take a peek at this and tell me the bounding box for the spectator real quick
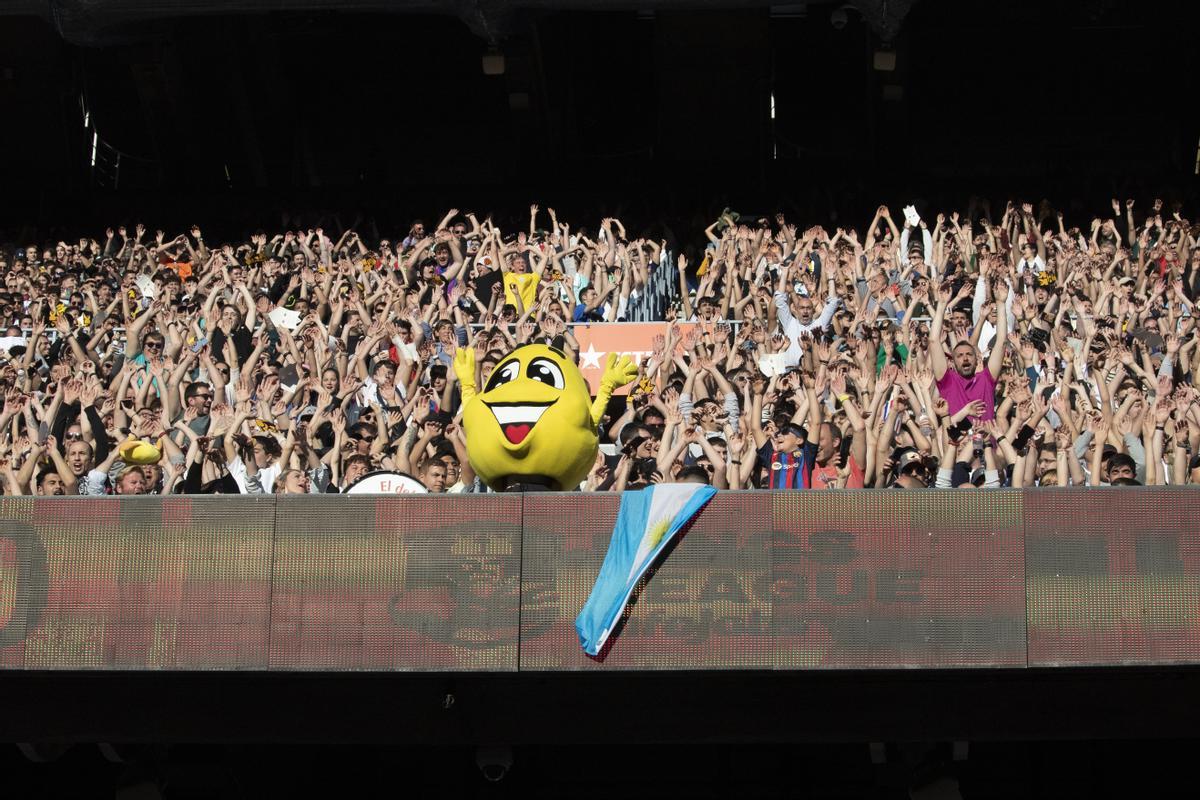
[0,196,1195,494]
[930,278,1008,421]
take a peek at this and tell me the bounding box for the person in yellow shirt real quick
[503,251,542,312]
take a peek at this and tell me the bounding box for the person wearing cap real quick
[891,448,931,490]
[749,373,822,490]
[760,422,816,489]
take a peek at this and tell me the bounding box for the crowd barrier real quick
[1,489,1198,672]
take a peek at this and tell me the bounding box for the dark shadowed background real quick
[2,0,1198,243]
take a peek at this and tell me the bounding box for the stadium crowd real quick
[2,197,1199,495]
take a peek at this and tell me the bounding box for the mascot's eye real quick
[485,360,521,392]
[526,357,565,390]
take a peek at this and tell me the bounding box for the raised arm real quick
[929,283,954,381]
[677,254,693,320]
[988,280,1009,380]
[589,354,638,428]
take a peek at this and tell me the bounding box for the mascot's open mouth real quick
[485,401,554,444]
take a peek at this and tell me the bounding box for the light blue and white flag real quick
[575,483,717,656]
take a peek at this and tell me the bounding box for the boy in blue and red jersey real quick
[749,369,823,489]
[757,422,819,489]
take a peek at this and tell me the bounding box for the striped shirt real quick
[758,442,818,489]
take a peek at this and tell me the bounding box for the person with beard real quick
[809,390,867,490]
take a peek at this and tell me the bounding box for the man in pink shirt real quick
[930,280,1008,421]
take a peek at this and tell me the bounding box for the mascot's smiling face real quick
[463,343,598,491]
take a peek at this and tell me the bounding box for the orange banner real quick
[571,322,700,395]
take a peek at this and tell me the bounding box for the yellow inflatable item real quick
[118,438,162,466]
[454,344,637,491]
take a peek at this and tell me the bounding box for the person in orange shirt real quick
[809,387,868,490]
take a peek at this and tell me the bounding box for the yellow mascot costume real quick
[453,344,638,491]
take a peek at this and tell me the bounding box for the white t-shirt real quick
[359,375,408,408]
[227,456,281,494]
[1017,256,1046,275]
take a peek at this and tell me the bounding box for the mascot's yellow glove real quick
[454,347,477,406]
[590,352,639,426]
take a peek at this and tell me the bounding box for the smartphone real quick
[191,336,208,353]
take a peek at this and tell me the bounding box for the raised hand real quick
[79,379,102,408]
[209,403,234,435]
[62,379,83,406]
[3,389,24,416]
[959,399,987,420]
[1153,397,1173,426]
[599,353,639,392]
[1051,390,1071,418]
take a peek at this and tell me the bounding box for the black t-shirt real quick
[210,324,252,365]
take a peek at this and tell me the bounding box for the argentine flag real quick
[575,483,717,656]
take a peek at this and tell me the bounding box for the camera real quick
[476,745,513,782]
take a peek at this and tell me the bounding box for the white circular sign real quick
[344,470,428,494]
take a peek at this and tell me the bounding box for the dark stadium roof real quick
[9,0,914,45]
